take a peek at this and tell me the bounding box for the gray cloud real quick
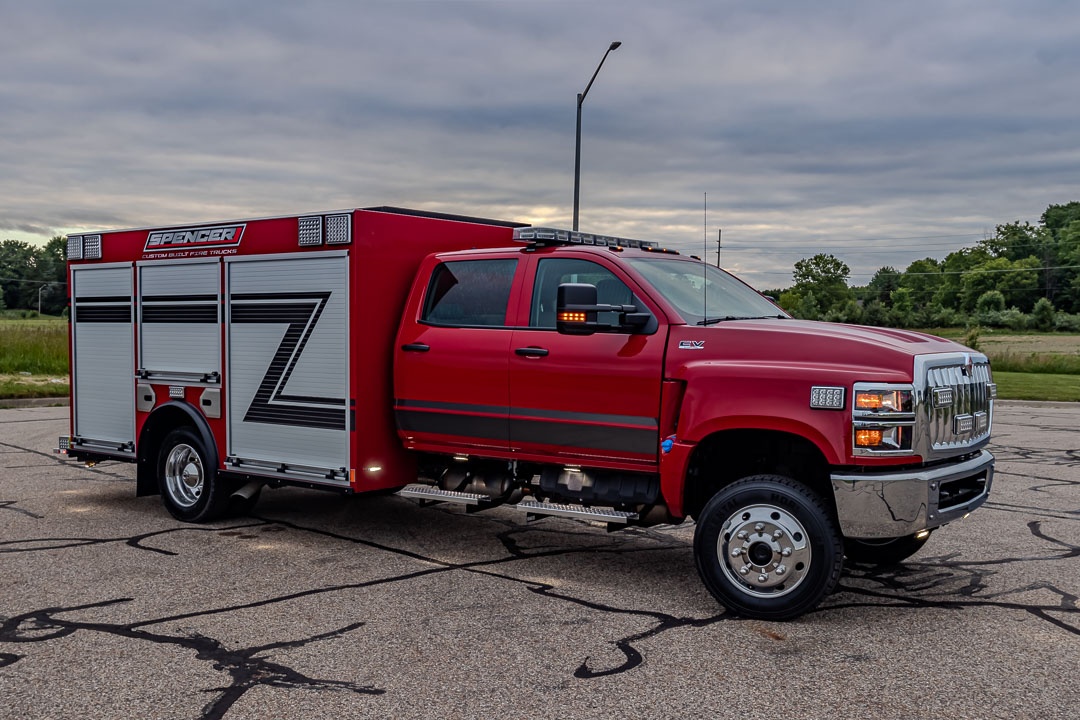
[1,0,1078,288]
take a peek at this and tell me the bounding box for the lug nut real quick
[754,522,765,532]
[776,565,786,575]
[758,574,768,583]
[739,565,750,576]
[782,548,792,557]
[737,531,748,540]
[730,547,742,557]
[773,529,784,539]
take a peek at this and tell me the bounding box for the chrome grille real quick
[918,355,993,456]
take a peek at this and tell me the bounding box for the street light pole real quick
[573,41,621,231]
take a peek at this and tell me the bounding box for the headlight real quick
[854,426,909,451]
[852,383,915,456]
[854,389,912,413]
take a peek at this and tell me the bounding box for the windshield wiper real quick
[696,314,787,326]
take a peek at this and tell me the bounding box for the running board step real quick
[515,500,638,526]
[397,483,490,509]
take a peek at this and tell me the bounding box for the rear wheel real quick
[844,533,930,565]
[694,475,842,620]
[157,427,228,522]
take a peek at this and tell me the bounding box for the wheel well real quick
[682,429,833,520]
[136,402,212,497]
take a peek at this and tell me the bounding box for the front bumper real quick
[830,449,994,539]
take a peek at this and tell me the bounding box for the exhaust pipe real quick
[231,480,263,501]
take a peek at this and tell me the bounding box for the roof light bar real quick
[514,226,658,249]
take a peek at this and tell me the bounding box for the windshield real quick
[625,256,788,325]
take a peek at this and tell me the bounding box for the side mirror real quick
[556,283,645,335]
[556,283,600,335]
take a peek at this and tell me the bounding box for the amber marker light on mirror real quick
[558,311,587,323]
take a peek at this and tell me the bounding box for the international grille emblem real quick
[961,353,973,377]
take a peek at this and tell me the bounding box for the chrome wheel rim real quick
[164,443,203,508]
[718,504,812,598]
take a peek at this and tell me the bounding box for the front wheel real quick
[157,427,228,522]
[693,475,842,620]
[844,533,930,565]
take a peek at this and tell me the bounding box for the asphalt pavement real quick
[1,401,1077,720]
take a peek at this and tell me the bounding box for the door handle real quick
[515,347,549,357]
[401,343,430,352]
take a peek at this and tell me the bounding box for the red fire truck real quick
[59,206,996,619]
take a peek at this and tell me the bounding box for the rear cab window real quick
[421,258,518,327]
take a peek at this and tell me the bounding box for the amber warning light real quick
[558,311,588,323]
[855,429,884,447]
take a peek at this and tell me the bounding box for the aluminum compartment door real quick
[226,254,349,476]
[138,260,220,380]
[71,265,135,448]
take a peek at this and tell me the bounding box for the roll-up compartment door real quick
[71,264,135,451]
[226,253,349,483]
[138,260,221,381]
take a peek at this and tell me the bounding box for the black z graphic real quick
[230,292,346,430]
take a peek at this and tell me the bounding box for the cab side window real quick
[529,258,645,329]
[422,259,517,327]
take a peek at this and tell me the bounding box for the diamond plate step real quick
[397,483,490,507]
[514,500,638,525]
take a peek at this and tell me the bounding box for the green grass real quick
[0,321,68,374]
[0,376,69,399]
[988,350,1080,374]
[992,371,1080,402]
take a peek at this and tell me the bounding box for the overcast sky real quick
[2,0,1078,287]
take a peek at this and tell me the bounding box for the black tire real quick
[844,533,930,565]
[693,475,843,621]
[157,427,229,522]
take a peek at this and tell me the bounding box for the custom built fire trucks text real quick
[60,206,996,619]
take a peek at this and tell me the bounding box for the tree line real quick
[764,201,1080,331]
[0,236,67,316]
[4,200,1080,329]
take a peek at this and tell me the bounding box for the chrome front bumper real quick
[830,450,994,539]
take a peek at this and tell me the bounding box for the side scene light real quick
[810,386,845,410]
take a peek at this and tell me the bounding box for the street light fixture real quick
[573,40,621,231]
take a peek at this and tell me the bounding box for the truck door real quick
[70,264,135,457]
[509,256,664,470]
[394,256,521,453]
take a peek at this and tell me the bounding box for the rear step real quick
[397,483,490,511]
[515,500,638,529]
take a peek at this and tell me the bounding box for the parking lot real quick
[1,401,1078,720]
